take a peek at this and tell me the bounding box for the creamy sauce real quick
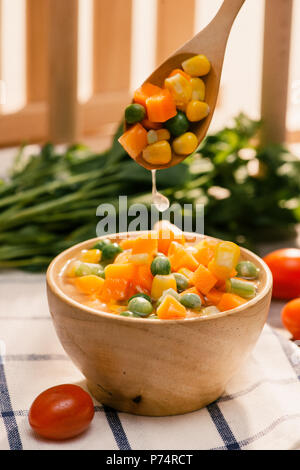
[59,244,262,320]
[151,170,170,212]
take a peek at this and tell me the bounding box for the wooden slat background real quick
[0,0,3,113]
[261,0,293,144]
[0,0,298,147]
[48,0,79,142]
[26,0,49,103]
[93,0,132,93]
[156,0,196,65]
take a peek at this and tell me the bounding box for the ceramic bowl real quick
[46,231,272,416]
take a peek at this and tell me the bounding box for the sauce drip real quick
[151,170,170,212]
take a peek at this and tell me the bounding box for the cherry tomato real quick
[281,298,300,340]
[263,249,300,299]
[29,384,94,440]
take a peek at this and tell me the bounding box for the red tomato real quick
[29,384,94,440]
[263,249,300,299]
[281,298,300,340]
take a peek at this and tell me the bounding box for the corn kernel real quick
[208,242,240,280]
[142,140,172,166]
[186,100,210,122]
[151,274,177,300]
[182,55,211,77]
[156,129,171,141]
[147,130,158,145]
[164,73,192,107]
[131,253,152,265]
[80,249,102,264]
[66,260,81,277]
[172,132,198,156]
[191,78,205,101]
[147,129,171,145]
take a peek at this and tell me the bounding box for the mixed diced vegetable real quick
[63,223,260,320]
[118,55,212,166]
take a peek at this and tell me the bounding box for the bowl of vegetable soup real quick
[46,226,272,416]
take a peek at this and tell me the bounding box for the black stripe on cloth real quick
[207,403,241,450]
[1,405,104,418]
[0,356,22,450]
[218,377,299,402]
[103,406,131,450]
[4,354,67,362]
[211,413,300,450]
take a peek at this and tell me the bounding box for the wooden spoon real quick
[127,0,246,171]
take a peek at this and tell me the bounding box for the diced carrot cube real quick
[168,242,199,272]
[217,293,247,312]
[132,233,158,256]
[105,263,136,281]
[134,264,153,293]
[119,239,136,250]
[206,288,223,305]
[157,295,187,319]
[146,89,177,123]
[114,250,132,264]
[194,239,219,267]
[134,83,163,108]
[168,68,192,82]
[192,264,218,295]
[99,278,129,302]
[215,279,227,291]
[208,260,237,281]
[126,281,138,299]
[155,220,185,255]
[75,275,105,295]
[118,123,148,160]
[141,118,163,130]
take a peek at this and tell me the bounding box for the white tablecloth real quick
[0,270,300,450]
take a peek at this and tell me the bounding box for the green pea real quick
[202,306,220,315]
[125,104,146,124]
[75,262,105,278]
[93,239,111,251]
[128,297,153,317]
[174,273,189,292]
[165,111,189,137]
[129,293,152,303]
[157,288,180,306]
[102,242,122,261]
[180,293,202,309]
[226,278,256,299]
[120,311,140,318]
[236,261,259,280]
[151,256,171,276]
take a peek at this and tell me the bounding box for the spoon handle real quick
[188,0,246,57]
[205,0,246,36]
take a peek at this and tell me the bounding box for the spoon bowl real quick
[126,0,246,170]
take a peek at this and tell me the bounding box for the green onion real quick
[226,278,256,299]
